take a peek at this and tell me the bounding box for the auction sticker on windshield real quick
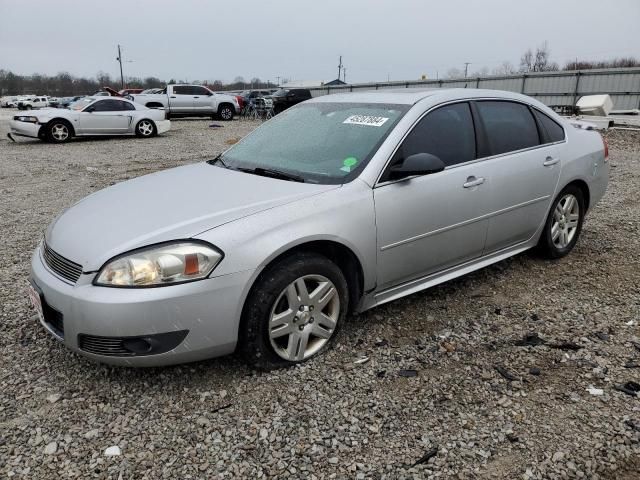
[343,115,389,127]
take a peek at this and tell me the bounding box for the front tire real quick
[239,252,348,369]
[135,119,156,138]
[538,185,585,259]
[46,120,72,143]
[218,104,234,121]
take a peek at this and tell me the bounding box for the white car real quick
[9,96,170,143]
[1,96,18,108]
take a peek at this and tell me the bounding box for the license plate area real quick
[27,282,44,323]
[28,281,64,340]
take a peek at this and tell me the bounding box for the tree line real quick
[446,42,640,79]
[0,70,277,96]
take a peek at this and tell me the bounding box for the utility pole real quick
[116,45,124,89]
[343,66,347,83]
[337,55,343,81]
[275,76,281,86]
[464,62,471,78]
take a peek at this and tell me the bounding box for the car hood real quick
[46,163,337,271]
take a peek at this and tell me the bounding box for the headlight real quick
[16,116,38,123]
[94,241,223,287]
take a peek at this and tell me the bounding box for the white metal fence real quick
[308,68,640,110]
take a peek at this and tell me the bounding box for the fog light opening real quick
[122,337,153,354]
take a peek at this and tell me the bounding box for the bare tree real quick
[520,42,559,72]
[520,48,534,72]
[492,61,516,76]
[446,67,463,79]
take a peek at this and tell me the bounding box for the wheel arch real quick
[242,239,366,317]
[46,117,75,136]
[218,102,235,113]
[561,178,591,211]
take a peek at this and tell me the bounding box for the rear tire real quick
[135,119,156,138]
[239,252,348,369]
[537,185,585,259]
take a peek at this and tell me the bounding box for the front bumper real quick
[9,119,41,139]
[30,247,254,366]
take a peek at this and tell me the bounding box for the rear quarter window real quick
[476,101,540,155]
[533,109,565,143]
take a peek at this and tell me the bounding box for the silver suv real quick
[29,88,608,368]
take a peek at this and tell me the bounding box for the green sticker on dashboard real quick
[340,156,358,172]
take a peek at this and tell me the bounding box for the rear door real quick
[473,100,563,254]
[374,102,491,290]
[191,85,214,113]
[78,99,131,134]
[168,86,194,113]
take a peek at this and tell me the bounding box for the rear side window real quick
[533,109,565,143]
[396,102,476,167]
[91,100,121,112]
[118,100,135,111]
[173,86,190,95]
[190,86,210,96]
[476,101,539,155]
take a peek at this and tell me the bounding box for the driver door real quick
[79,99,131,134]
[373,102,491,290]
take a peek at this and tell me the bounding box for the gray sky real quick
[1,0,639,84]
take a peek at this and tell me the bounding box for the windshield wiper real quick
[207,154,228,168]
[236,167,305,183]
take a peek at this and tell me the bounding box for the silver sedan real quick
[9,96,170,143]
[29,88,608,367]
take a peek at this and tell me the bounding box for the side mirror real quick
[85,106,95,113]
[388,153,445,180]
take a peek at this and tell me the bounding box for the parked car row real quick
[238,88,312,114]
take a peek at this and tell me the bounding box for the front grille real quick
[42,243,83,284]
[78,335,134,357]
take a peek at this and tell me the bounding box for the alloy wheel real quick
[220,107,233,120]
[551,193,580,249]
[138,120,153,136]
[268,274,340,361]
[51,124,69,141]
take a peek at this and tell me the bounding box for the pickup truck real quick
[129,85,239,120]
[17,96,49,110]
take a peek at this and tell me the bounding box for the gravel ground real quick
[0,111,639,479]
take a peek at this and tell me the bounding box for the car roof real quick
[308,88,537,106]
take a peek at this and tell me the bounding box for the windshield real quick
[272,89,288,97]
[69,97,94,111]
[217,102,409,184]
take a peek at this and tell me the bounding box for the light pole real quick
[116,45,124,89]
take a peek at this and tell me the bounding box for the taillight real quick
[601,134,609,162]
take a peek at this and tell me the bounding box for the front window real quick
[69,97,95,111]
[216,102,408,184]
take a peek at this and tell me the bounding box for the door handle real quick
[193,96,199,98]
[170,96,176,98]
[543,156,559,166]
[463,176,485,188]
